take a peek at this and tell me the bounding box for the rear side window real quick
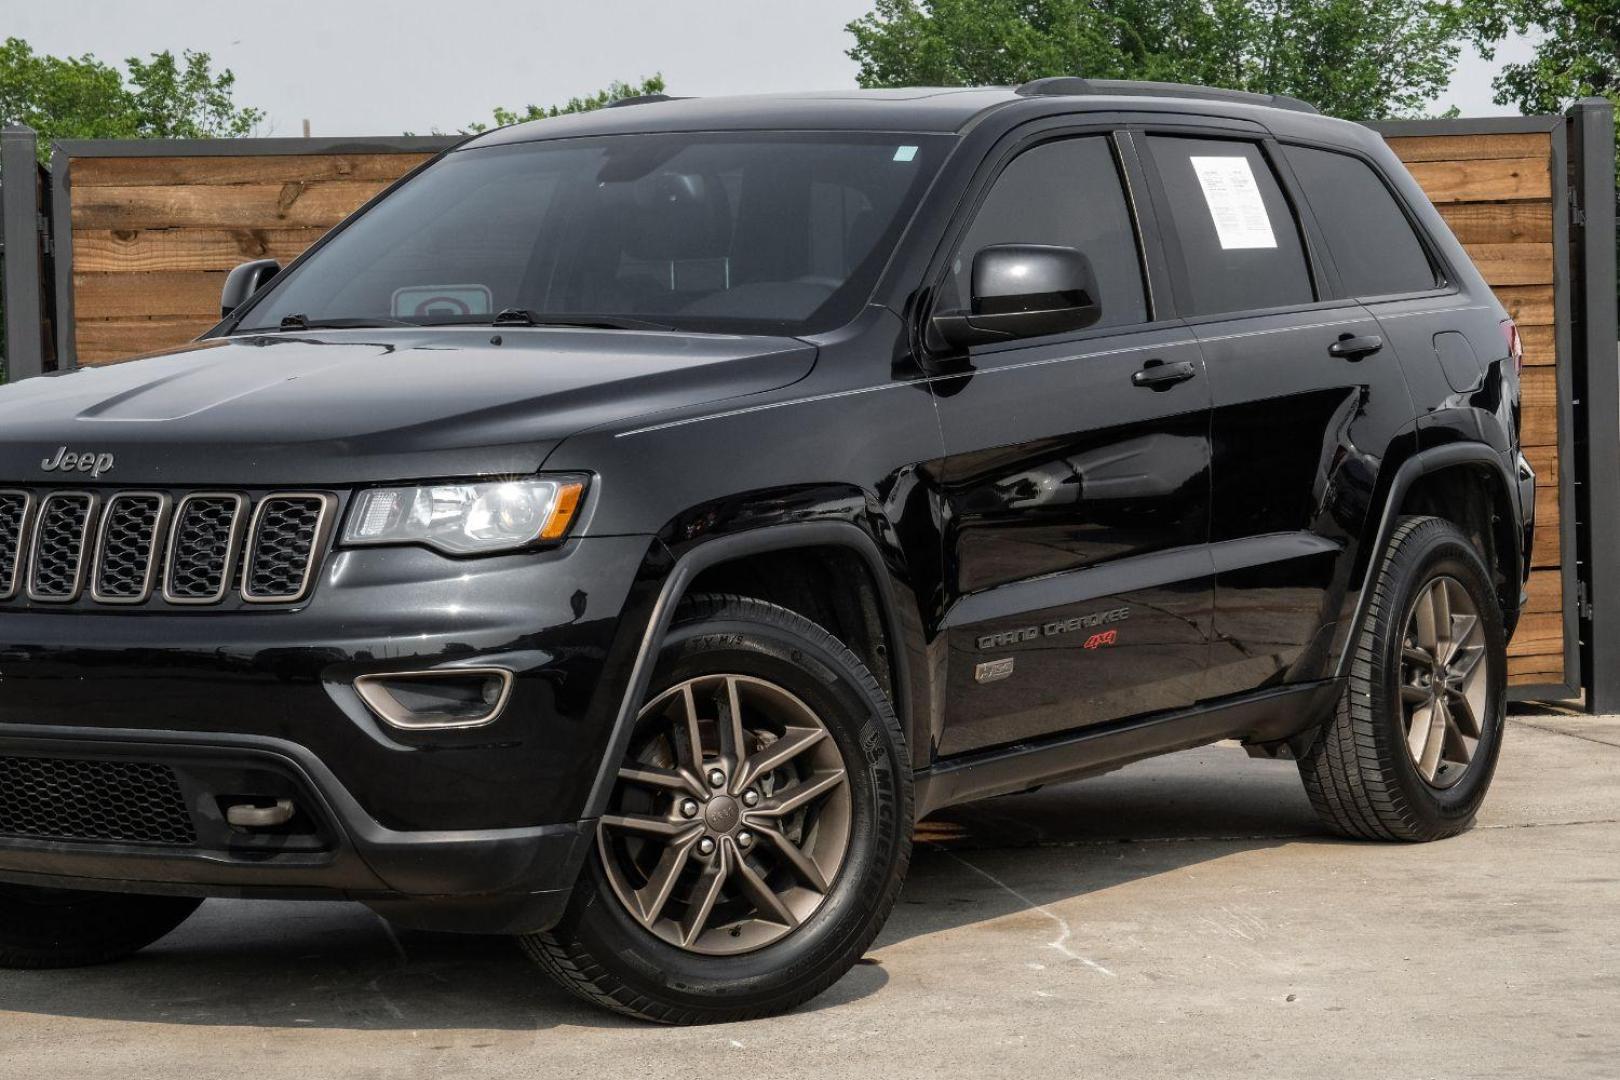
[1145,136,1313,317]
[1283,145,1440,297]
[939,136,1147,329]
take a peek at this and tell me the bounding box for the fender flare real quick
[581,520,915,818]
[1337,441,1521,679]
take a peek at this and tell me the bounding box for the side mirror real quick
[220,259,281,318]
[930,244,1102,350]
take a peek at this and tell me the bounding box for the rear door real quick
[930,128,1214,756]
[1136,128,1417,700]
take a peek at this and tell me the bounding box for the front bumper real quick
[0,534,661,932]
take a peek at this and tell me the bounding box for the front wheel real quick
[1299,515,1508,841]
[523,594,912,1024]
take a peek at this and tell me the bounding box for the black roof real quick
[466,83,1360,150]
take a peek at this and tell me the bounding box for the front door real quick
[930,131,1214,757]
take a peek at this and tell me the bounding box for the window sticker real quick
[1188,156,1277,250]
[391,284,493,319]
[893,145,918,162]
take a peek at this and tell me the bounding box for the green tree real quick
[0,38,261,147]
[469,74,667,133]
[845,0,1462,120]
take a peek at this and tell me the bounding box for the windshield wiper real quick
[239,314,422,333]
[489,309,673,332]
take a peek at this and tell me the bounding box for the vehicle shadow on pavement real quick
[0,745,1332,1032]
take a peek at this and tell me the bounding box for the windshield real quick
[234,132,950,337]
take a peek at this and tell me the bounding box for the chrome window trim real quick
[26,491,98,603]
[162,492,247,606]
[0,490,35,601]
[89,491,173,605]
[240,492,335,604]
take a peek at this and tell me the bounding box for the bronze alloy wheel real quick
[597,673,853,955]
[1398,574,1489,789]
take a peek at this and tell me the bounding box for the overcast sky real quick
[9,0,1540,136]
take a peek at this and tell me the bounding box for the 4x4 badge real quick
[40,446,115,478]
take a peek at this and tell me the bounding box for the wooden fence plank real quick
[1464,242,1556,286]
[1532,526,1558,568]
[1525,444,1558,488]
[1524,569,1563,614]
[1521,366,1558,407]
[1437,202,1555,245]
[1403,157,1551,203]
[1519,405,1557,447]
[77,317,217,364]
[1493,285,1556,326]
[69,181,392,229]
[1509,656,1564,683]
[72,154,432,188]
[1535,483,1559,529]
[74,271,224,320]
[1519,323,1556,365]
[73,227,327,273]
[1386,132,1551,162]
[1508,610,1564,655]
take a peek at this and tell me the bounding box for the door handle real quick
[1131,359,1198,390]
[1328,333,1383,360]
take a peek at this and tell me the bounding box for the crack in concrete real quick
[1511,718,1620,751]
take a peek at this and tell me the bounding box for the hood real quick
[0,329,815,485]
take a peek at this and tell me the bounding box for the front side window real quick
[1283,144,1440,298]
[938,136,1148,329]
[235,133,949,337]
[1146,136,1314,317]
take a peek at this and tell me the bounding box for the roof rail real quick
[1013,77,1319,115]
[606,94,682,109]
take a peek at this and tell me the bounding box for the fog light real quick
[354,667,513,730]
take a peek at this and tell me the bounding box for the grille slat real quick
[244,495,328,602]
[28,492,95,601]
[164,494,245,603]
[0,491,30,599]
[92,493,166,603]
[0,755,196,846]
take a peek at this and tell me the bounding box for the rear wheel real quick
[523,594,911,1024]
[0,885,203,969]
[1299,516,1508,841]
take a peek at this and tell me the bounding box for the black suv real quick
[0,81,1531,1024]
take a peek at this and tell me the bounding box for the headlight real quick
[342,478,586,555]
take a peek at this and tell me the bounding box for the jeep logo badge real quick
[40,446,115,479]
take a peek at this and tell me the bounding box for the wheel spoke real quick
[731,848,799,929]
[601,812,697,839]
[1442,709,1476,767]
[753,768,847,817]
[617,764,705,798]
[1447,682,1483,739]
[679,846,731,947]
[1430,581,1454,662]
[1414,583,1441,653]
[716,676,749,769]
[1400,683,1430,704]
[1402,644,1432,667]
[676,682,705,769]
[1449,643,1486,690]
[632,833,697,927]
[735,726,828,791]
[750,821,830,892]
[1406,700,1435,762]
[1417,697,1448,781]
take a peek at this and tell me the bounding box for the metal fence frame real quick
[1,124,52,380]
[46,134,458,370]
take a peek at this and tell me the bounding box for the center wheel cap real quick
[704,794,741,833]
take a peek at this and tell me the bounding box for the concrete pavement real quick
[2,708,1616,1079]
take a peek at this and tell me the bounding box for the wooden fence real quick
[1380,124,1565,690]
[49,137,453,365]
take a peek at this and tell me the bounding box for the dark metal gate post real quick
[1570,97,1620,711]
[1,124,52,381]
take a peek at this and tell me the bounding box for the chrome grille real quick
[0,491,29,599]
[28,492,95,601]
[244,495,329,602]
[164,494,245,603]
[92,493,167,603]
